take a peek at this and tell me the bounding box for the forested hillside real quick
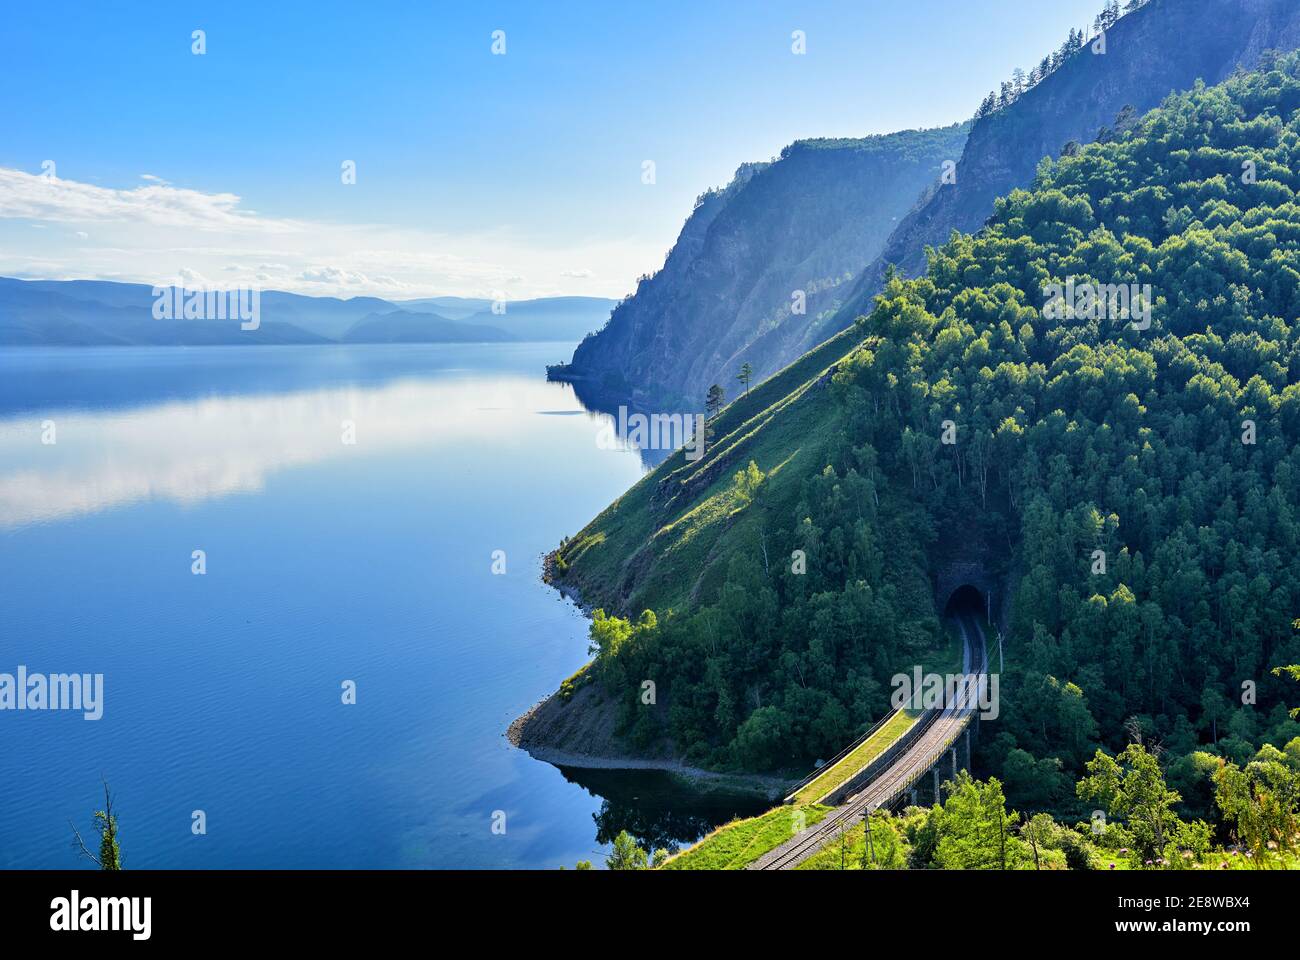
[815,0,1300,353]
[540,54,1300,811]
[559,0,1300,416]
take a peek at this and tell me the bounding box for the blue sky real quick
[0,0,1105,299]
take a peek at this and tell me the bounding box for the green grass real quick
[795,820,888,871]
[659,804,832,870]
[797,821,864,870]
[554,326,863,615]
[790,710,918,805]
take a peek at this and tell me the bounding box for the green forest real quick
[621,737,1300,871]
[554,51,1300,841]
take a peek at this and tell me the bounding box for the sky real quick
[0,0,1105,301]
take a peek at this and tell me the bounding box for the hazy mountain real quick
[395,295,616,341]
[0,278,332,345]
[340,309,515,343]
[392,296,493,320]
[0,278,615,346]
[551,125,970,409]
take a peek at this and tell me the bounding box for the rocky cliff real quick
[554,125,969,409]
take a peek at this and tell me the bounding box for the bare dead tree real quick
[70,777,121,870]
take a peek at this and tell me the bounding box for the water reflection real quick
[564,377,696,470]
[0,343,569,416]
[558,766,771,854]
[0,376,574,527]
[0,344,692,527]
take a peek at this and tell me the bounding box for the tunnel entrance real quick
[943,584,986,619]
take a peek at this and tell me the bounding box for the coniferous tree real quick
[737,362,754,397]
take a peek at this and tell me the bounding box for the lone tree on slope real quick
[737,362,754,397]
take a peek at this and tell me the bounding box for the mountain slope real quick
[560,0,1300,415]
[553,124,970,409]
[812,0,1300,351]
[526,55,1300,781]
[0,279,332,345]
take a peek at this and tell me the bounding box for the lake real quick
[0,343,765,868]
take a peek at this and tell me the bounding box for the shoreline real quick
[510,562,796,799]
[506,694,793,798]
[541,548,594,615]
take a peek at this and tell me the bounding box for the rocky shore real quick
[508,557,793,800]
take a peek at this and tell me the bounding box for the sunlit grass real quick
[791,711,918,805]
[659,804,832,870]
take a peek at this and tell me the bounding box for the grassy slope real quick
[660,804,832,870]
[552,325,961,787]
[790,710,918,805]
[557,325,862,616]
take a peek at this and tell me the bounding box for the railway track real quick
[750,615,988,870]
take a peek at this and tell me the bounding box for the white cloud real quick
[0,167,294,232]
[0,166,661,300]
[298,266,372,286]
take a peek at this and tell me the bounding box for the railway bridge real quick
[750,589,993,870]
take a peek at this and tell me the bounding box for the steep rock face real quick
[563,0,1300,408]
[814,0,1300,348]
[558,126,969,408]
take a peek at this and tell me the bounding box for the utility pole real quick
[863,809,877,869]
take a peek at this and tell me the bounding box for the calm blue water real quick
[0,343,763,868]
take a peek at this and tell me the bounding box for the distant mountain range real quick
[340,309,514,344]
[0,277,616,346]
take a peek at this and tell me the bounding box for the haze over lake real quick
[0,343,762,868]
